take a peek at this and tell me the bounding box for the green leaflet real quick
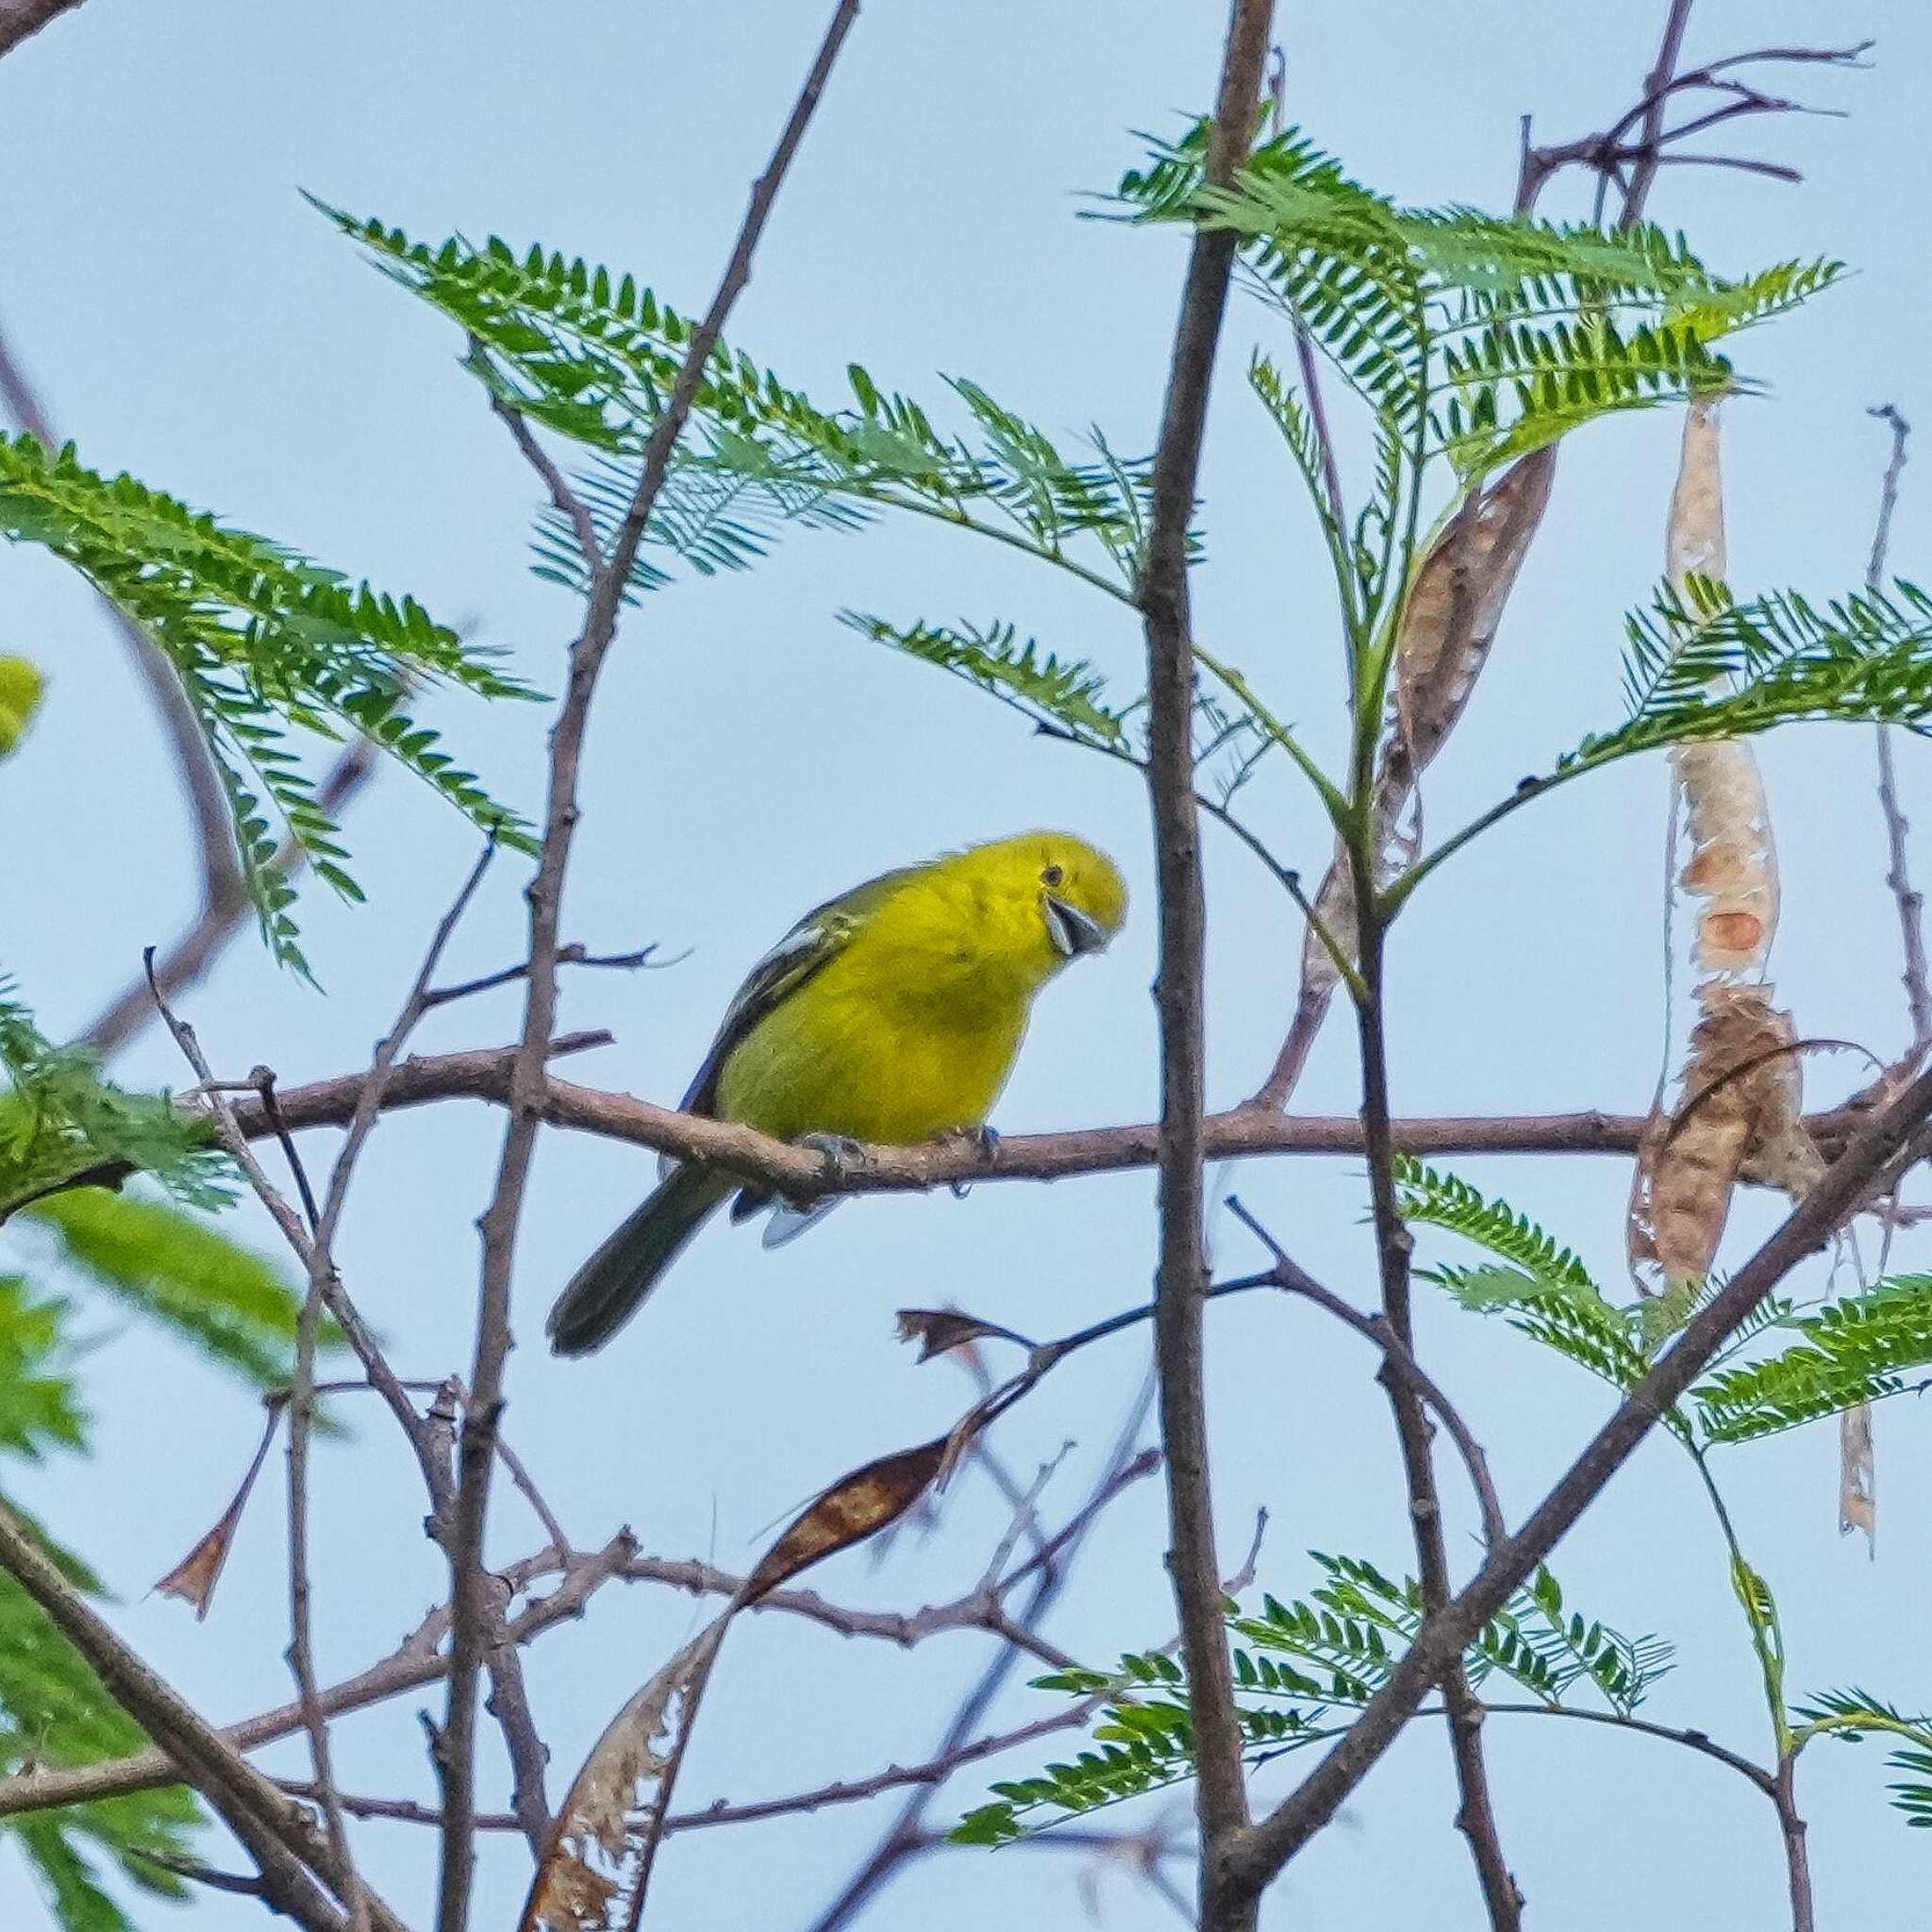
[0,433,537,976]
[1114,120,1839,479]
[0,986,325,1927]
[837,613,1129,748]
[1692,1276,1932,1442]
[955,1554,1669,1845]
[1393,1158,1683,1430]
[1588,576,1932,762]
[0,985,226,1220]
[25,1191,313,1390]
[319,203,1166,597]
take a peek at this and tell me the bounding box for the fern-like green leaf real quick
[1572,577,1932,773]
[0,1310,203,1931]
[1114,123,1838,480]
[1693,1277,1932,1443]
[958,1552,1668,1842]
[0,985,226,1219]
[839,612,1129,747]
[24,1191,315,1389]
[0,435,537,973]
[320,206,1166,594]
[1393,1159,1681,1428]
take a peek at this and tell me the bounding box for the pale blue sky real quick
[5,2,1932,1926]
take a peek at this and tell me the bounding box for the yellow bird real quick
[546,830,1127,1356]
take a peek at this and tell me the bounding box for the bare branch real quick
[0,0,88,57]
[805,1379,1157,1932]
[1864,408,1930,1058]
[79,740,382,1058]
[479,350,604,574]
[1135,9,1274,1923]
[0,1498,408,1932]
[1224,1199,1506,1549]
[440,11,861,1924]
[206,1042,1916,1191]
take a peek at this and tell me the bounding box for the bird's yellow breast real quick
[713,862,1052,1145]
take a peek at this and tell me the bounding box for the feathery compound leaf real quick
[1575,577,1932,768]
[839,613,1129,746]
[1393,1158,1683,1428]
[958,1553,1668,1843]
[320,207,1165,591]
[530,445,872,603]
[1114,122,1837,479]
[1787,1690,1932,1832]
[0,434,535,973]
[1692,1277,1932,1444]
[25,1191,314,1389]
[0,1546,204,1929]
[0,983,226,1218]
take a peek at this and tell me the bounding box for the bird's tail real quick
[546,1166,734,1357]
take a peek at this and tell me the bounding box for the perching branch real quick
[198,1044,1912,1196]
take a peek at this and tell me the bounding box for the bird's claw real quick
[796,1131,867,1184]
[941,1123,1000,1198]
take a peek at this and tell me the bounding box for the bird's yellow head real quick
[953,830,1128,979]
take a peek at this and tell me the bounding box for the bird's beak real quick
[1044,893,1109,958]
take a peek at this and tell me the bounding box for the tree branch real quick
[0,1498,408,1932]
[1224,1199,1506,1548]
[203,1043,1907,1191]
[0,315,243,935]
[78,738,382,1058]
[0,0,87,58]
[438,13,860,1924]
[1136,5,1274,1925]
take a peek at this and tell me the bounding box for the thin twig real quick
[0,315,242,921]
[1265,45,1348,564]
[805,1379,1158,1932]
[0,1459,1155,1827]
[1864,408,1930,1057]
[1224,1199,1507,1548]
[80,739,384,1057]
[284,839,504,1922]
[419,941,669,1010]
[439,13,861,1925]
[479,360,605,574]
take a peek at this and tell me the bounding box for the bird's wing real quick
[674,861,926,1124]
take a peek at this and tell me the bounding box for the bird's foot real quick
[938,1123,1000,1198]
[795,1131,868,1187]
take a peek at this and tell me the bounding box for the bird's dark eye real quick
[1041,863,1065,889]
